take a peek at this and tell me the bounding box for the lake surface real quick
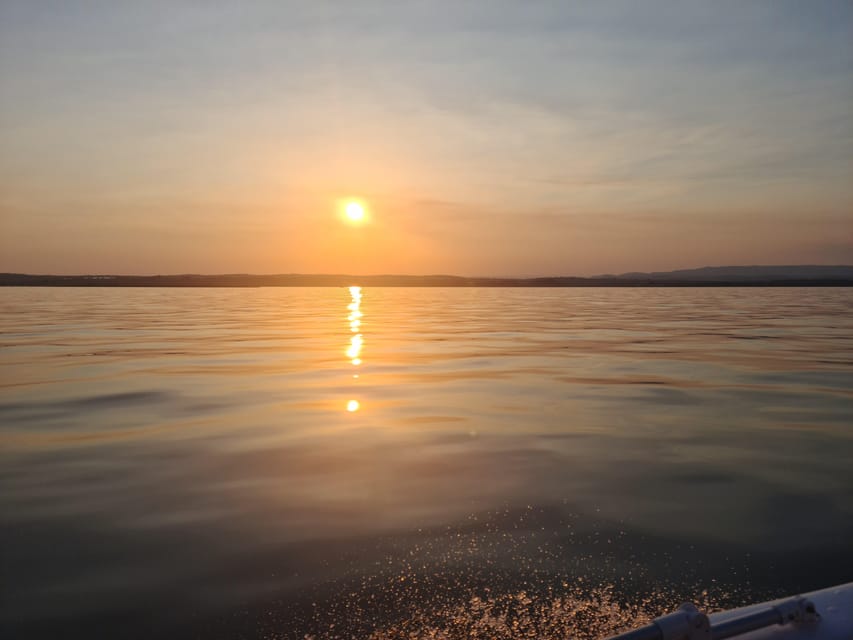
[1,287,852,639]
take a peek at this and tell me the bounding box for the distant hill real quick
[601,265,853,281]
[2,266,852,287]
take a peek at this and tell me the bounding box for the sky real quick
[1,1,851,277]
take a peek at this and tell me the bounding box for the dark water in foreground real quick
[1,287,852,639]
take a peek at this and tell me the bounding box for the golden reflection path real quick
[346,286,362,411]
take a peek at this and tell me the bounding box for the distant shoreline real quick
[2,273,852,287]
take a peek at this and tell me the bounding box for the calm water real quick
[1,287,852,639]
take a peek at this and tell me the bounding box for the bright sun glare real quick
[344,201,366,223]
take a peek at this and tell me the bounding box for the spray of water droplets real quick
[242,507,751,640]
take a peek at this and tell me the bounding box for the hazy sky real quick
[1,1,851,276]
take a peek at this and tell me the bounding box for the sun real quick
[345,201,365,222]
[340,199,370,225]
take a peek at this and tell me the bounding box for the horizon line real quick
[3,263,853,280]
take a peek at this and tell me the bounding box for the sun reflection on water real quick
[346,334,363,362]
[346,286,363,411]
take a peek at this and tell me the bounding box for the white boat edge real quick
[705,581,853,639]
